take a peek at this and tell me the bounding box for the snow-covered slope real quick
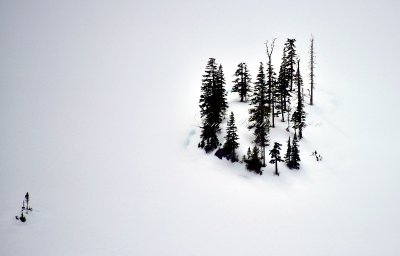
[1,1,400,255]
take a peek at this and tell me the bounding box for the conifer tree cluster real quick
[285,134,300,169]
[198,36,316,176]
[243,146,263,174]
[198,58,228,153]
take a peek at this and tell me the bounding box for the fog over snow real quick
[1,0,400,255]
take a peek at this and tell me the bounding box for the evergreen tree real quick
[309,35,315,105]
[284,39,297,92]
[269,142,283,176]
[291,59,306,139]
[248,62,270,166]
[289,134,300,169]
[215,64,229,120]
[277,48,291,122]
[199,58,228,152]
[232,63,252,102]
[284,136,291,167]
[266,39,277,128]
[245,146,263,174]
[222,112,240,162]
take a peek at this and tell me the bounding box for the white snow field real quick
[1,0,400,255]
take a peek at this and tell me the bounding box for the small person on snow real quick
[15,192,32,222]
[15,212,26,222]
[25,192,32,211]
[311,150,323,161]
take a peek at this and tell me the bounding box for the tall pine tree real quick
[232,62,252,102]
[284,39,297,92]
[215,64,228,123]
[199,58,228,152]
[248,62,270,166]
[277,48,291,123]
[284,136,291,166]
[222,112,240,162]
[289,134,300,169]
[291,59,306,139]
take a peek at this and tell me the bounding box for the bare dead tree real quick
[286,102,291,132]
[309,35,315,105]
[265,38,276,127]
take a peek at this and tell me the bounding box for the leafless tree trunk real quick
[266,39,276,127]
[274,161,279,176]
[309,35,315,105]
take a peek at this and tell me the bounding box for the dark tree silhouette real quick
[199,58,228,152]
[284,136,291,167]
[232,63,252,102]
[309,35,315,105]
[269,142,283,176]
[284,39,297,92]
[289,134,300,169]
[245,146,263,174]
[222,112,240,162]
[248,62,270,166]
[277,48,291,123]
[291,59,306,139]
[215,64,229,118]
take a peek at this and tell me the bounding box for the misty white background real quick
[1,0,400,255]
